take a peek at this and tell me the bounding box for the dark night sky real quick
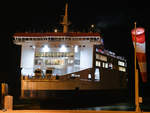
[0,0,150,97]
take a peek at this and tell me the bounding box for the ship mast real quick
[61,2,70,33]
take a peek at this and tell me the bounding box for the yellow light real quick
[54,29,58,33]
[91,24,94,28]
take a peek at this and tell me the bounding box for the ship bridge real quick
[13,32,103,76]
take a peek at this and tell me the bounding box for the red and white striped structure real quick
[131,27,147,83]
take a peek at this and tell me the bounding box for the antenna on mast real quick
[61,1,70,33]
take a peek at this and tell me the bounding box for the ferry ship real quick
[13,2,128,100]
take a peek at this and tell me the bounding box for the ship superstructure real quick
[14,32,102,77]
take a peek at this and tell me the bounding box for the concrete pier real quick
[0,110,150,113]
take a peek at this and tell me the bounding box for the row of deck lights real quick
[40,44,79,53]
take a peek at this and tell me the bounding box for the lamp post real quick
[134,22,141,112]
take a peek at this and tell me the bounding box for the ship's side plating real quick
[21,69,127,99]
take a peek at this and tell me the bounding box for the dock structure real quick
[0,110,149,113]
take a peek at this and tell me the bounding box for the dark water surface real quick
[12,96,150,111]
[13,95,132,110]
[6,89,150,111]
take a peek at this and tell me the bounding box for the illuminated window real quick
[118,61,125,66]
[96,61,101,67]
[96,54,99,59]
[74,45,79,53]
[105,63,108,68]
[102,62,105,68]
[35,52,74,57]
[68,60,73,64]
[119,67,126,72]
[109,63,113,69]
[96,61,99,67]
[95,68,100,81]
[98,61,101,67]
[35,59,43,65]
[99,55,107,61]
[45,59,65,65]
[88,74,92,80]
[96,54,107,62]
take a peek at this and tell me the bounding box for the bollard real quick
[4,95,13,110]
[1,83,8,108]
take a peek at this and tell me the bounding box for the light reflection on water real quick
[75,103,135,111]
[84,103,150,111]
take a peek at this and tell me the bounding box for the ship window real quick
[88,74,92,80]
[95,68,100,81]
[35,52,74,57]
[105,63,108,68]
[102,62,105,68]
[96,54,99,59]
[118,61,125,66]
[99,55,107,61]
[68,59,73,64]
[35,59,43,65]
[45,59,65,65]
[99,61,101,67]
[109,63,113,69]
[96,54,107,62]
[96,61,101,67]
[119,67,126,72]
[96,61,99,67]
